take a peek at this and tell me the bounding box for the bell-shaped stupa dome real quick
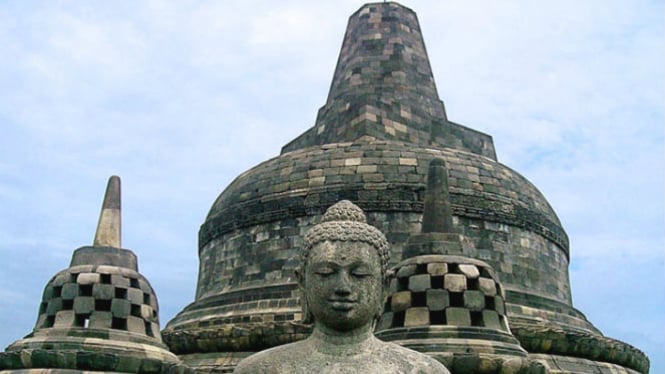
[0,176,189,373]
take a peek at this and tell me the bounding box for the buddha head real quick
[296,200,390,332]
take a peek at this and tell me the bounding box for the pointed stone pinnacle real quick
[93,175,121,248]
[421,158,454,234]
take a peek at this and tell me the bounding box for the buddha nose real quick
[334,272,352,296]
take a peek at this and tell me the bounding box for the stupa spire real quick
[421,158,454,233]
[93,175,121,248]
[282,2,496,160]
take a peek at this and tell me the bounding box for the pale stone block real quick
[404,307,429,327]
[479,278,497,296]
[126,316,145,334]
[89,311,113,329]
[53,310,75,327]
[391,291,412,312]
[444,274,467,292]
[141,304,154,320]
[127,288,144,305]
[446,307,471,326]
[427,262,448,276]
[458,264,480,279]
[76,273,100,285]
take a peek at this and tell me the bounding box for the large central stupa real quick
[163,2,648,373]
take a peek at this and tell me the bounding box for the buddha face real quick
[301,240,383,333]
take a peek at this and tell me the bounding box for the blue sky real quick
[1,1,663,371]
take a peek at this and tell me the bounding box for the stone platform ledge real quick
[0,350,193,374]
[529,353,643,374]
[510,320,649,374]
[162,322,311,354]
[432,352,547,374]
[175,352,253,374]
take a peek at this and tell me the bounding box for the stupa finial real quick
[93,175,121,247]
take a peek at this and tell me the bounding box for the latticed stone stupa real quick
[1,2,649,374]
[0,177,190,373]
[163,2,648,373]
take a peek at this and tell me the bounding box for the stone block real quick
[391,291,412,312]
[396,264,417,278]
[426,289,449,311]
[127,288,144,305]
[46,298,62,315]
[482,310,502,330]
[458,264,480,278]
[111,299,130,318]
[446,307,471,326]
[494,296,505,315]
[444,273,467,292]
[61,283,79,300]
[408,274,431,292]
[404,307,429,327]
[138,278,152,293]
[427,262,447,276]
[89,311,113,329]
[141,304,154,320]
[77,272,100,285]
[463,290,485,311]
[111,274,130,287]
[479,277,497,296]
[73,297,95,314]
[376,312,393,331]
[127,316,145,334]
[52,272,71,286]
[93,284,115,300]
[53,310,75,327]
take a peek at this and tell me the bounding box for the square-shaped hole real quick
[100,274,112,284]
[95,299,111,311]
[130,278,140,288]
[143,293,151,305]
[448,263,459,274]
[44,315,55,328]
[52,286,62,298]
[430,310,446,325]
[79,285,93,297]
[485,296,496,310]
[75,313,90,328]
[392,311,405,327]
[39,302,47,314]
[416,264,428,274]
[431,275,444,289]
[115,287,127,299]
[111,317,127,330]
[62,300,74,310]
[449,292,464,307]
[471,311,484,327]
[131,304,142,318]
[412,292,427,307]
[467,278,479,290]
[145,321,154,337]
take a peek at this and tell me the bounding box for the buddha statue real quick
[234,200,450,373]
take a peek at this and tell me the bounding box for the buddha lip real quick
[329,299,357,310]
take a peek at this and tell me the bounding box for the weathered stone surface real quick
[444,273,467,292]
